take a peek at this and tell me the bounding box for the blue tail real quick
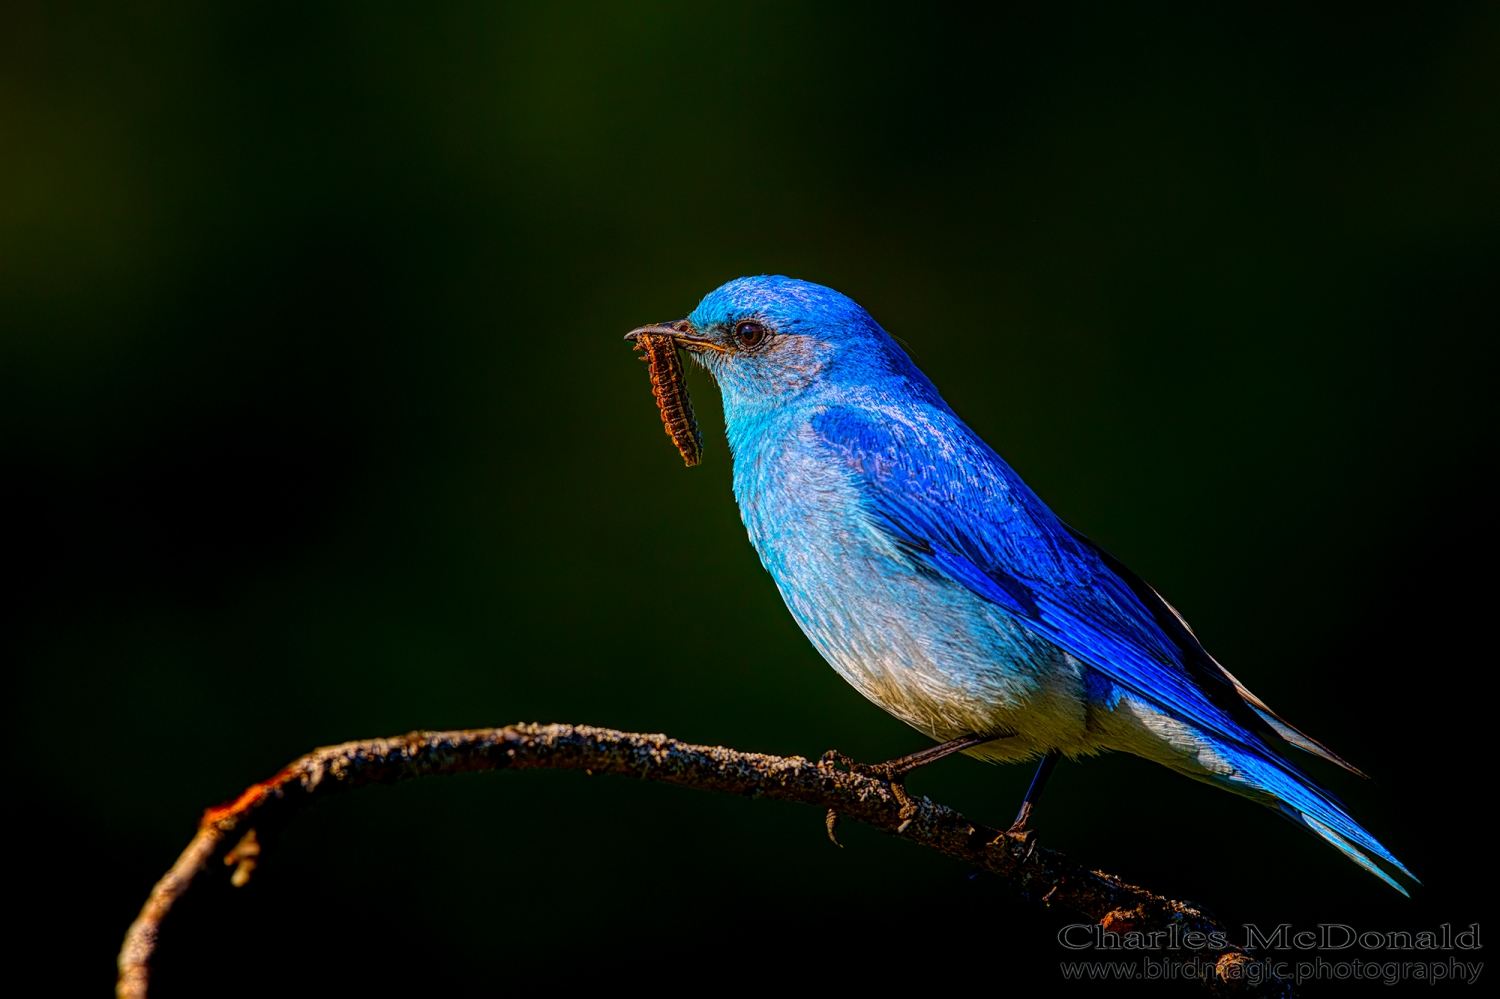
[1215,742,1416,895]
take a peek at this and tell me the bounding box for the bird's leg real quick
[1000,748,1061,846]
[820,734,993,821]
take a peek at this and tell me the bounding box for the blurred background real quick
[3,2,1495,995]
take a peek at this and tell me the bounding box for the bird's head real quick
[625,275,936,415]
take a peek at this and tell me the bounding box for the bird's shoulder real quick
[809,399,1093,588]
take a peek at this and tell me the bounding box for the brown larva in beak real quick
[632,331,703,466]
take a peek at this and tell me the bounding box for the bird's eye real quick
[734,320,767,348]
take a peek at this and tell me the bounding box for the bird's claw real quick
[991,823,1037,856]
[825,808,843,847]
[818,747,895,784]
[818,748,855,770]
[818,748,919,823]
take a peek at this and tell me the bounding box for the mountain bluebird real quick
[627,275,1412,893]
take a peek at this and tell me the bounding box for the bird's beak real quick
[623,319,726,353]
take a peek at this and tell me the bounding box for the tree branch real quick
[117,723,1292,997]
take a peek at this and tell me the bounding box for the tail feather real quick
[1216,664,1368,778]
[1293,811,1409,896]
[1215,742,1415,891]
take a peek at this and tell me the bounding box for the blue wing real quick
[812,404,1415,887]
[812,404,1268,753]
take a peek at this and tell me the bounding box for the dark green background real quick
[4,3,1494,995]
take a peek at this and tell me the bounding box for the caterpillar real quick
[633,331,703,467]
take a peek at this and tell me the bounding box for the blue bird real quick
[627,275,1413,893]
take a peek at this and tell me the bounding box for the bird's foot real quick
[819,735,992,832]
[819,749,921,819]
[991,817,1040,863]
[1002,800,1039,841]
[987,749,1059,859]
[996,824,1036,846]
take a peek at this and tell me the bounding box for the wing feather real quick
[814,406,1295,758]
